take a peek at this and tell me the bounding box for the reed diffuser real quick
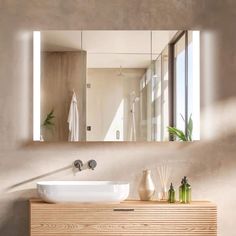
[157,162,171,201]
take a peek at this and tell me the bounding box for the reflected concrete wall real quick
[0,1,236,235]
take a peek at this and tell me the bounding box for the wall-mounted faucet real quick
[74,160,83,171]
[74,159,97,171]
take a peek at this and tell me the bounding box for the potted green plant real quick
[167,114,193,141]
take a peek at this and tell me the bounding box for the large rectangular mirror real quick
[33,30,200,142]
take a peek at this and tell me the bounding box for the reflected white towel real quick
[67,92,79,141]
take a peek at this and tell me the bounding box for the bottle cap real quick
[183,176,188,183]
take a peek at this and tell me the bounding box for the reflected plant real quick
[167,114,193,141]
[42,109,55,130]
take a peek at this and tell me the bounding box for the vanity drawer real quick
[30,199,217,236]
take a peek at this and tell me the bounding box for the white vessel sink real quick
[37,181,130,203]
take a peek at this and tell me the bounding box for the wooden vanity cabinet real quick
[30,199,217,236]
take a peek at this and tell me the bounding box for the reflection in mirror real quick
[33,30,200,142]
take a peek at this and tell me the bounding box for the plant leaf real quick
[42,109,55,128]
[187,114,193,141]
[167,113,194,142]
[167,126,187,141]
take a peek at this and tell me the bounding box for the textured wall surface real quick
[0,1,236,235]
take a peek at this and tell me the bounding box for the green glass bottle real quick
[181,176,191,204]
[186,182,191,203]
[179,178,184,203]
[168,183,175,203]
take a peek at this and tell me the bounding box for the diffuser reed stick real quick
[157,162,171,200]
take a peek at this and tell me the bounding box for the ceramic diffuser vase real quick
[138,169,155,201]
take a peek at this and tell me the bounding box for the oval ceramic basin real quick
[37,181,130,203]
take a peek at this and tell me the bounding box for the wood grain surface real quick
[30,199,217,236]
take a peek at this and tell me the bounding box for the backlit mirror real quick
[33,30,200,142]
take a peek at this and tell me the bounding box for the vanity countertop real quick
[30,198,216,206]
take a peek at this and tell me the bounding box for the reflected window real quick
[188,31,200,140]
[172,31,200,140]
[174,34,186,133]
[162,47,169,141]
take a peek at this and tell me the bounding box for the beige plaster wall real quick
[0,1,236,235]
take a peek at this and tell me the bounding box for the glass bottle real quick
[168,183,175,203]
[179,178,184,203]
[181,176,191,204]
[186,182,191,203]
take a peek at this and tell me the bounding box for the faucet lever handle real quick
[88,159,97,170]
[74,160,83,171]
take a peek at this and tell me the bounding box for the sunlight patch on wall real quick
[104,100,124,141]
